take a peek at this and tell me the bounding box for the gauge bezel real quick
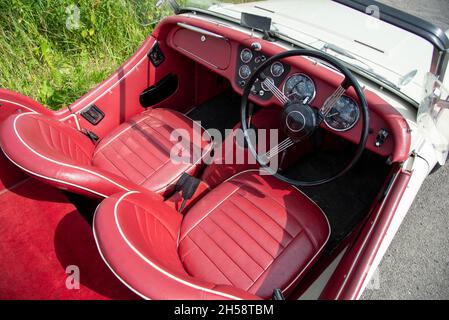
[239,65,252,80]
[270,62,285,77]
[240,48,253,63]
[323,95,360,132]
[282,73,317,103]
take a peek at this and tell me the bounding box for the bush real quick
[0,0,169,110]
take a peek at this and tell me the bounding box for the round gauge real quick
[261,77,275,91]
[283,73,316,103]
[239,65,252,79]
[324,96,360,132]
[271,62,285,77]
[240,49,253,63]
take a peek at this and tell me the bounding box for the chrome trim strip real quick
[177,22,225,39]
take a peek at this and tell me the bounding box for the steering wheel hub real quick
[281,102,317,141]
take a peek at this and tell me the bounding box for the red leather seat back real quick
[94,191,259,300]
[0,112,137,198]
[179,171,330,298]
[94,171,330,300]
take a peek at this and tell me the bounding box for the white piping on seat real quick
[176,168,331,295]
[92,201,152,300]
[93,109,214,195]
[12,112,130,193]
[1,147,107,198]
[93,116,150,156]
[94,191,242,300]
[281,188,331,294]
[0,99,36,112]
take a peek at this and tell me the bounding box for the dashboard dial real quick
[271,62,285,77]
[283,73,316,103]
[324,96,360,132]
[240,49,253,63]
[239,65,252,79]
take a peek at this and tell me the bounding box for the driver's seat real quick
[94,170,330,300]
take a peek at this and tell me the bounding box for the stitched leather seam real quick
[232,194,297,240]
[179,186,240,242]
[196,223,256,283]
[226,199,290,248]
[263,192,318,250]
[95,150,131,180]
[108,139,148,181]
[117,135,157,171]
[184,234,236,287]
[207,215,267,270]
[249,230,306,293]
[217,207,276,259]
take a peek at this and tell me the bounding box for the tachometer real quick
[283,73,316,103]
[324,96,360,132]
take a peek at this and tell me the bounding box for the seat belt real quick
[272,289,285,300]
[175,173,201,212]
[67,106,99,144]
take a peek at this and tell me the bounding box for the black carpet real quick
[187,91,242,138]
[286,144,391,252]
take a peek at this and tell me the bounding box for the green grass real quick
[0,0,170,110]
[0,0,259,110]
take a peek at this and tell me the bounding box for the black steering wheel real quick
[241,49,370,187]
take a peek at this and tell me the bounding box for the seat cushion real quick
[179,171,330,299]
[93,170,330,300]
[92,108,212,196]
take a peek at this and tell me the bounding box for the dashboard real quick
[160,15,411,163]
[235,46,360,133]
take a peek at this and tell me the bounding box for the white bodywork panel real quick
[205,0,436,103]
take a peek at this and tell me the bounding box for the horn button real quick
[281,102,317,141]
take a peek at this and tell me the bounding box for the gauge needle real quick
[327,112,340,117]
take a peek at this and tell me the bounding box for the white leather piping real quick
[94,191,242,300]
[0,99,36,112]
[1,148,107,198]
[92,202,152,300]
[178,168,331,295]
[12,112,130,194]
[115,191,241,300]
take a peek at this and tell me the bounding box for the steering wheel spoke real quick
[260,137,296,165]
[319,85,346,119]
[261,76,290,105]
[241,50,369,187]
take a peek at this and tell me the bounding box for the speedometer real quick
[283,74,316,103]
[324,96,360,132]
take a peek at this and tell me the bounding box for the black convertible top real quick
[335,0,449,51]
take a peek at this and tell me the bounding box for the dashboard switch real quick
[375,129,389,147]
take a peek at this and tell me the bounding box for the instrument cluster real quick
[236,47,360,132]
[235,46,290,101]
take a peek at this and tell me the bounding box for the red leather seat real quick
[94,171,330,300]
[0,108,211,198]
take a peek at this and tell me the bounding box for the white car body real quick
[175,0,449,299]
